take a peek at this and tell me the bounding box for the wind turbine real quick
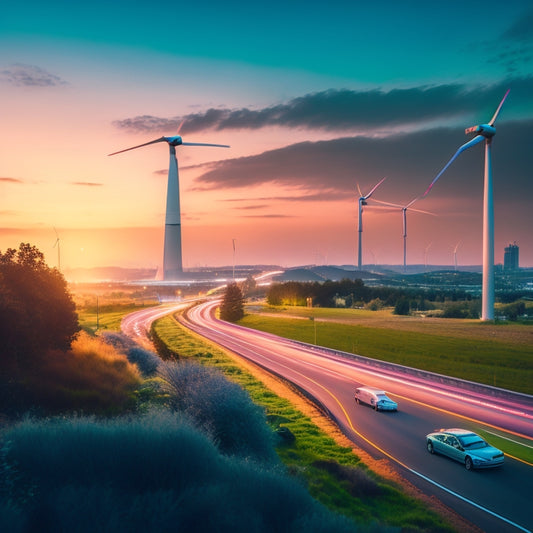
[422,89,510,320]
[356,177,386,270]
[53,227,61,271]
[371,197,435,273]
[109,128,229,280]
[453,240,462,271]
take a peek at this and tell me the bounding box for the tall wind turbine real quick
[53,227,61,271]
[109,130,229,280]
[422,89,510,320]
[372,197,435,272]
[356,177,386,270]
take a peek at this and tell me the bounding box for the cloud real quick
[0,177,23,184]
[0,64,68,87]
[487,9,533,73]
[71,181,104,187]
[192,118,533,206]
[112,79,533,135]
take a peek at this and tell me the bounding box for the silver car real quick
[426,428,504,470]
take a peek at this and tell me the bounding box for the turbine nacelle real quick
[465,124,496,138]
[165,135,183,146]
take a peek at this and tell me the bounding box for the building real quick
[504,242,519,270]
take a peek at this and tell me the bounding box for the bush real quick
[157,361,277,463]
[24,332,141,415]
[0,411,358,533]
[100,332,161,376]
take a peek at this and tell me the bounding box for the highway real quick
[122,300,533,533]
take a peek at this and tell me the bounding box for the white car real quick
[354,386,398,412]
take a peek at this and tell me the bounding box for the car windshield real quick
[458,434,487,449]
[376,395,389,401]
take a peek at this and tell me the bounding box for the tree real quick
[0,243,79,377]
[219,282,244,322]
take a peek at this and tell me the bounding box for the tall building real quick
[503,242,519,270]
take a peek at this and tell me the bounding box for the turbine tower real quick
[109,131,229,280]
[356,177,386,270]
[372,197,435,273]
[422,89,509,320]
[53,227,61,271]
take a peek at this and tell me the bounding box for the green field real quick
[240,305,533,395]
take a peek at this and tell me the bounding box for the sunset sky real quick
[1,0,532,274]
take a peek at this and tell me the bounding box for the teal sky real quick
[1,0,532,270]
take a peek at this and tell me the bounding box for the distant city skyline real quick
[1,0,532,271]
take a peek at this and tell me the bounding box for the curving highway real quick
[177,300,533,533]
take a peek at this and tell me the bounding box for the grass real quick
[78,303,156,332]
[152,314,457,532]
[240,305,533,395]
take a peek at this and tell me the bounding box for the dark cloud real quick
[502,9,533,41]
[192,118,533,209]
[112,79,532,135]
[0,64,68,87]
[71,181,104,187]
[488,10,533,73]
[112,115,181,134]
[0,177,23,184]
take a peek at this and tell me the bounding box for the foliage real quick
[442,301,479,319]
[393,297,410,315]
[497,301,526,321]
[21,332,141,415]
[0,411,360,533]
[157,360,277,463]
[266,278,477,310]
[0,243,79,376]
[100,332,161,376]
[219,282,244,322]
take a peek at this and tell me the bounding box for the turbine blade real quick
[489,88,510,126]
[371,198,402,209]
[364,176,387,199]
[108,137,167,156]
[181,142,230,148]
[422,135,484,197]
[356,183,363,197]
[409,206,437,216]
[405,196,420,209]
[177,120,185,134]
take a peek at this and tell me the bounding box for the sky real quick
[1,0,533,274]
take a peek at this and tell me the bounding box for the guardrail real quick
[291,339,533,408]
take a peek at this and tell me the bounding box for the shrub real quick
[157,361,277,463]
[24,332,141,415]
[100,332,161,376]
[0,411,359,533]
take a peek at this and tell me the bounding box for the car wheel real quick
[465,457,473,471]
[427,441,434,454]
[355,398,359,404]
[374,404,379,411]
